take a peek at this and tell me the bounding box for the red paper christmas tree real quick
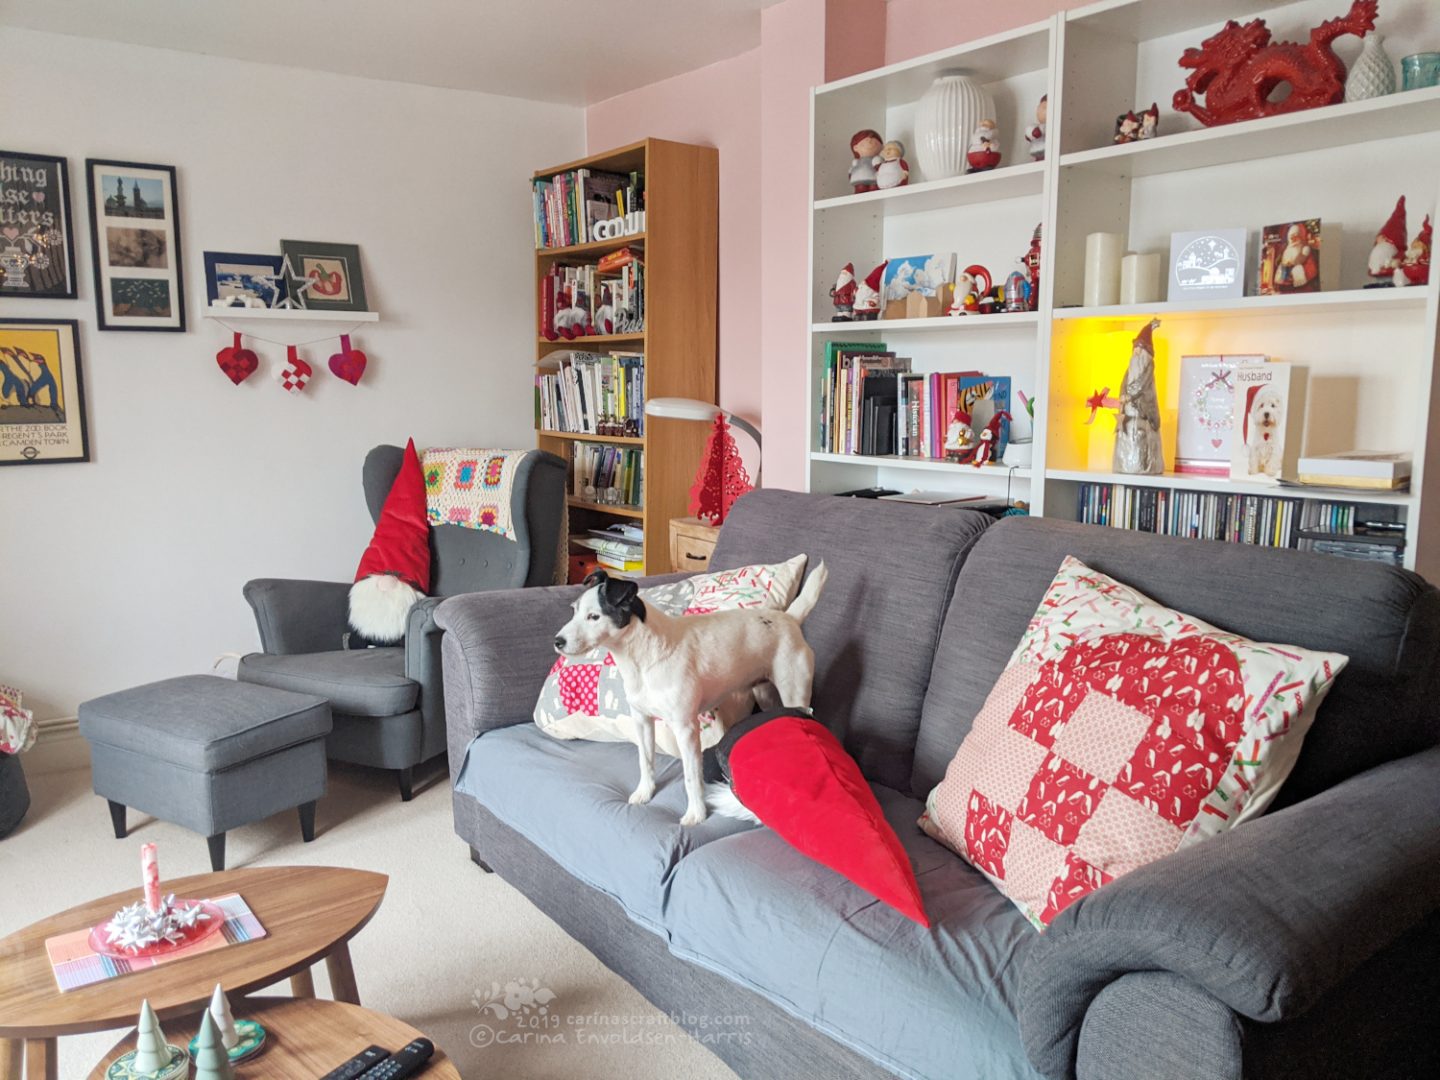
[688,413,753,525]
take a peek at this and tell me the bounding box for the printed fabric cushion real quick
[534,555,808,756]
[920,556,1348,929]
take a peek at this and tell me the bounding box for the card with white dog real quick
[1230,362,1305,484]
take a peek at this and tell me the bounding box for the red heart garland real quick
[276,345,313,394]
[328,334,368,385]
[216,332,259,385]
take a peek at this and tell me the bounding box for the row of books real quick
[539,259,645,339]
[536,352,645,435]
[574,523,645,573]
[1076,483,1301,548]
[533,168,644,250]
[572,443,643,508]
[1295,501,1406,565]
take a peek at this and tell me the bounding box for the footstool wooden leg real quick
[23,1037,56,1080]
[470,847,493,873]
[397,767,414,802]
[299,801,317,843]
[291,966,316,997]
[207,833,226,872]
[325,941,361,1005]
[108,800,126,839]
[0,1037,21,1080]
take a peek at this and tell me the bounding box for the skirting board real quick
[24,716,90,775]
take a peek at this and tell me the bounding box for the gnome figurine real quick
[1112,319,1165,475]
[1395,215,1431,288]
[853,261,886,320]
[348,438,430,646]
[1369,196,1407,285]
[192,1010,235,1080]
[830,263,857,320]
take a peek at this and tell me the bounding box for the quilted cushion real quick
[921,556,1347,928]
[238,648,417,717]
[533,556,806,756]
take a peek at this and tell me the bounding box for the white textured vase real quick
[913,71,994,182]
[1345,33,1396,102]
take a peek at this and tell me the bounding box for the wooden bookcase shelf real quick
[534,138,718,576]
[806,1,1440,578]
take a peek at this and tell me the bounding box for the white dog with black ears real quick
[553,563,829,826]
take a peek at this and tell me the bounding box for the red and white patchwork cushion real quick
[920,556,1347,928]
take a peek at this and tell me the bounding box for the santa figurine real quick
[1026,95,1047,161]
[1369,196,1407,285]
[943,408,976,461]
[853,261,886,320]
[970,411,1012,468]
[874,140,909,189]
[349,439,430,646]
[948,265,990,316]
[967,120,1002,172]
[1396,214,1431,288]
[830,263,858,321]
[1275,222,1320,293]
[849,130,883,193]
[1139,103,1160,139]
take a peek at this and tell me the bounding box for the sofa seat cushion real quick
[78,674,331,772]
[663,783,1042,1080]
[453,723,754,928]
[239,648,417,717]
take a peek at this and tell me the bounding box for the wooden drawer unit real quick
[669,516,721,573]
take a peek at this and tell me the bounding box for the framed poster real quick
[0,318,89,465]
[203,251,287,307]
[280,239,369,311]
[85,159,185,331]
[0,150,77,299]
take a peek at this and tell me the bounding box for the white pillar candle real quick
[1120,252,1162,305]
[1084,232,1124,307]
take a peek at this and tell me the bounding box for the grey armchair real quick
[239,444,566,800]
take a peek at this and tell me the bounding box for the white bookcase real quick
[805,0,1440,579]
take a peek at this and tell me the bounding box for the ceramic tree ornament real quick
[106,999,188,1080]
[192,1009,236,1080]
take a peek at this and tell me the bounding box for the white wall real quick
[0,28,585,720]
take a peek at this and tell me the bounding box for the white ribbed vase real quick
[1345,33,1396,102]
[913,72,994,181]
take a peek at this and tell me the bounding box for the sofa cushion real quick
[911,516,1440,803]
[453,723,753,928]
[239,648,418,717]
[78,674,331,772]
[710,489,992,792]
[663,782,1041,1080]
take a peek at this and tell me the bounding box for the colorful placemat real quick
[45,893,266,992]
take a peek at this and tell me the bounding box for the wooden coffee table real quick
[88,997,459,1079]
[0,866,386,1080]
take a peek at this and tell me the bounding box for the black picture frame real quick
[0,317,89,465]
[280,239,369,312]
[85,158,186,332]
[0,150,78,300]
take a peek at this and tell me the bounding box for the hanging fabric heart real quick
[328,334,368,385]
[216,331,259,385]
[276,345,313,394]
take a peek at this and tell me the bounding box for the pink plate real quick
[87,900,227,960]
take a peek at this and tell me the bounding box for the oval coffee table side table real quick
[0,866,387,1080]
[89,997,459,1079]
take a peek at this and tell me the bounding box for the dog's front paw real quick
[628,782,656,805]
[680,806,708,827]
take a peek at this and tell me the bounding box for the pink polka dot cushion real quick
[919,556,1347,929]
[533,556,807,757]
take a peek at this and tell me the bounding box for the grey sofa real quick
[241,444,565,799]
[437,489,1440,1080]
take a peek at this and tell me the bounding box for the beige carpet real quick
[0,762,740,1080]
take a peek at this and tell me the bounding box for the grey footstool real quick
[79,675,331,871]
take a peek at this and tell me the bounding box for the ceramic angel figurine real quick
[1026,95,1047,160]
[874,140,909,188]
[967,119,1002,172]
[848,129,883,193]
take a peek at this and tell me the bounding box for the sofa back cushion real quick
[710,490,990,791]
[911,516,1440,802]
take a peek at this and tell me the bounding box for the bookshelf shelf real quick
[535,138,717,577]
[810,312,1039,334]
[1046,468,1418,505]
[812,451,1030,479]
[1054,289,1430,323]
[813,162,1046,217]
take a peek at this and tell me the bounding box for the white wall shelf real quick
[1054,289,1429,322]
[811,312,1040,334]
[203,307,379,346]
[203,308,379,323]
[1046,468,1418,505]
[814,162,1046,217]
[812,451,1031,478]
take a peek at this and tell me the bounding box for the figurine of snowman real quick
[873,140,910,189]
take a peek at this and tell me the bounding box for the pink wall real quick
[884,0,1081,64]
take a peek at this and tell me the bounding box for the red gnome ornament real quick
[349,439,431,644]
[689,413,754,526]
[1369,196,1407,284]
[1396,215,1432,288]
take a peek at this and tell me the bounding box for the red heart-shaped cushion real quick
[216,345,259,385]
[329,347,368,385]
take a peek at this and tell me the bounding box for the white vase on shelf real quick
[913,72,994,182]
[1345,33,1396,102]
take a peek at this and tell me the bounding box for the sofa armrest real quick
[404,596,449,763]
[1019,745,1440,1080]
[243,578,350,655]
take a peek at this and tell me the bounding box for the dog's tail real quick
[785,561,829,624]
[705,782,762,824]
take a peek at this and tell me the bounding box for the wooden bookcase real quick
[806,0,1440,579]
[534,138,718,576]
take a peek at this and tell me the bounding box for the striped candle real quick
[141,843,161,912]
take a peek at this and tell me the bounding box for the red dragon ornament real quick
[1173,0,1378,127]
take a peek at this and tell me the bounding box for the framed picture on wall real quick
[0,150,78,299]
[0,317,89,465]
[85,159,185,331]
[280,240,368,312]
[203,251,287,308]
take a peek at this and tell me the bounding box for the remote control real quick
[320,1045,390,1080]
[357,1038,435,1079]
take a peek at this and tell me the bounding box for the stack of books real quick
[575,524,645,573]
[536,352,644,435]
[1296,451,1412,492]
[573,443,643,508]
[1295,501,1406,566]
[1076,483,1301,549]
[533,169,644,249]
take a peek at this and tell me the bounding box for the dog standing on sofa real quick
[553,564,829,825]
